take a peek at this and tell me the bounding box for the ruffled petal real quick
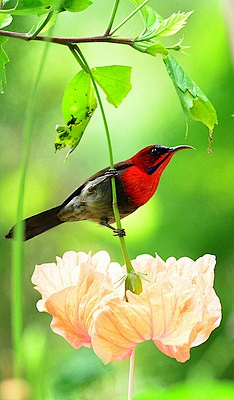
[45,265,114,349]
[92,254,221,364]
[32,251,83,311]
[32,251,221,364]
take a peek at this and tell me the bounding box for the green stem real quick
[68,44,88,72]
[104,0,121,36]
[69,45,133,273]
[29,11,54,40]
[110,0,150,36]
[11,39,51,378]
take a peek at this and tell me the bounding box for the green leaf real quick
[130,0,163,30]
[55,70,97,155]
[91,65,132,108]
[164,54,218,133]
[2,0,92,15]
[2,0,55,15]
[62,0,92,12]
[151,11,193,38]
[138,10,193,40]
[0,13,13,28]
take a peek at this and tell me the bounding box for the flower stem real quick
[104,0,121,36]
[110,0,150,36]
[69,45,133,273]
[11,35,51,379]
[128,348,136,400]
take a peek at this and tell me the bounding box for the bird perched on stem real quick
[5,144,194,241]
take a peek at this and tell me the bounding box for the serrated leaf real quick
[0,37,9,94]
[152,11,193,38]
[138,10,193,41]
[164,54,218,132]
[55,70,97,154]
[91,65,132,108]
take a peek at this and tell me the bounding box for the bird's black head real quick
[149,145,170,157]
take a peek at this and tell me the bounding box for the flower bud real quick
[125,271,142,295]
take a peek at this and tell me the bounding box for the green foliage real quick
[0,13,12,28]
[131,2,192,57]
[133,380,234,400]
[2,0,56,15]
[164,54,218,134]
[55,65,132,154]
[55,70,97,154]
[136,11,193,41]
[1,0,92,15]
[130,0,162,29]
[0,14,12,93]
[63,0,93,12]
[0,0,218,139]
[0,2,226,398]
[92,65,132,108]
[133,41,168,56]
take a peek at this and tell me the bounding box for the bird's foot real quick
[100,220,126,237]
[113,228,126,237]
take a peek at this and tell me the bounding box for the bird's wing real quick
[61,166,109,207]
[61,161,133,208]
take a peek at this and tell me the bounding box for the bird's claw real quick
[113,228,126,237]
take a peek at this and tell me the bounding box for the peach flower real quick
[32,251,221,364]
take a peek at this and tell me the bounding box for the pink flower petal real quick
[32,251,125,349]
[32,251,221,364]
[92,254,221,364]
[45,265,115,349]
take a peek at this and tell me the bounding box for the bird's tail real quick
[5,205,64,241]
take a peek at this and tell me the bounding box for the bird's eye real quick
[150,148,160,156]
[150,146,169,157]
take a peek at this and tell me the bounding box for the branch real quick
[0,29,134,46]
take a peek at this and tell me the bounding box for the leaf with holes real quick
[55,70,97,155]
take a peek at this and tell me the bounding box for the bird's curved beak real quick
[169,145,196,153]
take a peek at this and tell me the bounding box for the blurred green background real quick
[0,0,234,399]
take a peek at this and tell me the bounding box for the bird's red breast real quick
[120,148,174,207]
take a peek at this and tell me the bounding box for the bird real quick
[5,144,194,241]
